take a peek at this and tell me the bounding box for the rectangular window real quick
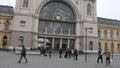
[20,20,26,27]
[22,0,29,8]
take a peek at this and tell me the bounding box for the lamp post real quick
[111,43,113,59]
[111,31,113,59]
[84,27,93,63]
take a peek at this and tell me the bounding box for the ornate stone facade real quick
[10,0,98,52]
[98,17,120,53]
[0,5,14,48]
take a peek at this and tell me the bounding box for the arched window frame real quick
[118,43,120,53]
[87,2,93,17]
[104,42,108,51]
[19,36,24,45]
[2,35,8,46]
[98,29,101,38]
[22,0,29,8]
[104,30,107,39]
[39,1,76,35]
[99,42,101,49]
[116,31,119,40]
[110,31,113,40]
[111,43,114,53]
[4,19,10,30]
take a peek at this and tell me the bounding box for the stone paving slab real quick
[0,51,120,68]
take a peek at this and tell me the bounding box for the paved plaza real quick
[0,51,120,68]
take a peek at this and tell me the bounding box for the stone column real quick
[75,20,81,50]
[52,38,55,49]
[67,39,70,49]
[75,38,80,50]
[44,37,46,48]
[60,38,62,49]
[33,34,38,48]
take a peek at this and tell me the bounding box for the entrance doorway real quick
[62,44,67,51]
[38,37,75,50]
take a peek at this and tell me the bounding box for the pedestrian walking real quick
[73,49,78,60]
[105,49,110,65]
[64,49,69,58]
[59,48,63,58]
[48,49,52,58]
[97,48,103,64]
[68,49,72,59]
[18,45,28,63]
[13,47,16,53]
[71,49,74,57]
[43,48,47,56]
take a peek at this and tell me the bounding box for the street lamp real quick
[84,27,93,63]
[111,31,113,59]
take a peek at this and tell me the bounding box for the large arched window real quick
[39,1,76,35]
[2,35,8,46]
[89,41,93,50]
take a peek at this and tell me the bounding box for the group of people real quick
[38,47,79,60]
[16,45,112,64]
[38,46,52,58]
[37,46,79,60]
[59,49,78,60]
[97,48,111,65]
[17,45,79,63]
[59,48,78,60]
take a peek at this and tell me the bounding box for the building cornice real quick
[15,12,39,19]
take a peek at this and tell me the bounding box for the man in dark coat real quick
[18,45,28,63]
[64,49,69,58]
[97,48,103,64]
[74,49,78,60]
[68,49,72,59]
[59,48,63,58]
[48,49,52,58]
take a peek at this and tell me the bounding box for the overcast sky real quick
[0,0,120,20]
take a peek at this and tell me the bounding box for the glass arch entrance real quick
[38,1,76,50]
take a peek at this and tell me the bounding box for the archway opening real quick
[38,1,76,50]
